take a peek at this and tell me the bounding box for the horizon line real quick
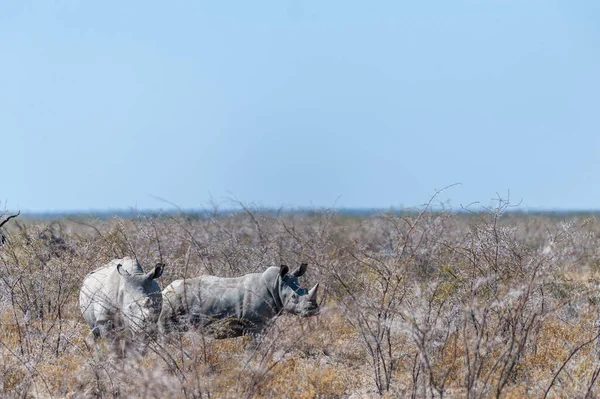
[8,206,600,219]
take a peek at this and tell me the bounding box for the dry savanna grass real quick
[2,201,600,398]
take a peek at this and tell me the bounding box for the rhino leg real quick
[159,289,186,336]
[157,312,169,335]
[90,326,101,340]
[158,305,179,336]
[94,319,115,339]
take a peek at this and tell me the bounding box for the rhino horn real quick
[307,283,319,301]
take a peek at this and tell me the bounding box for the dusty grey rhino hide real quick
[158,264,319,338]
[79,257,165,339]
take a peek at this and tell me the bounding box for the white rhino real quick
[79,257,165,340]
[158,264,320,338]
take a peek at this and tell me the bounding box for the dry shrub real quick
[1,203,600,397]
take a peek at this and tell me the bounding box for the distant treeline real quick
[17,208,600,221]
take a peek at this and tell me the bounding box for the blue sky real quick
[2,1,599,212]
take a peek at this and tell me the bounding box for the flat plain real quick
[1,205,600,398]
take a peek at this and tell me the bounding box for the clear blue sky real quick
[2,1,599,212]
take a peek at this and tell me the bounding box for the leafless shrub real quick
[1,203,600,397]
[0,210,20,246]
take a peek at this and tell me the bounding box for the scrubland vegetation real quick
[2,198,600,398]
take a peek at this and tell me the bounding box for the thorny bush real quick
[1,203,600,397]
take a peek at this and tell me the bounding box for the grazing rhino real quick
[158,263,320,338]
[79,257,165,340]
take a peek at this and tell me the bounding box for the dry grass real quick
[2,203,600,398]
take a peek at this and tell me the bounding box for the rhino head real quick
[278,263,320,317]
[117,262,165,335]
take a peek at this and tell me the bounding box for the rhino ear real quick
[148,263,165,280]
[291,263,308,277]
[279,265,289,277]
[116,264,129,277]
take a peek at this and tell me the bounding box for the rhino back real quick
[200,275,260,319]
[165,273,278,327]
